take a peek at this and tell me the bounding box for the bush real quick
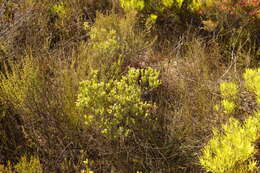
[243,68,260,105]
[0,58,40,111]
[200,68,260,173]
[199,111,260,173]
[200,0,260,65]
[0,156,43,173]
[85,11,153,79]
[0,0,259,172]
[218,82,239,115]
[76,67,160,139]
[14,156,43,173]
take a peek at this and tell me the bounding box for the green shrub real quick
[50,2,67,20]
[0,156,42,173]
[119,0,202,12]
[14,156,43,173]
[199,111,260,173]
[221,99,236,115]
[0,58,40,111]
[76,67,160,139]
[243,68,260,105]
[218,82,238,114]
[0,162,12,173]
[220,82,238,99]
[85,11,152,78]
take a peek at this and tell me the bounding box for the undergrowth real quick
[0,0,259,172]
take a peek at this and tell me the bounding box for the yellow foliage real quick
[221,99,236,114]
[76,67,160,138]
[220,82,238,99]
[200,111,260,173]
[0,58,39,110]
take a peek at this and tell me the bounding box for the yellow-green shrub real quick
[50,2,67,20]
[199,111,260,173]
[0,58,40,111]
[85,11,151,78]
[14,156,43,173]
[218,82,238,115]
[243,68,260,105]
[0,156,42,173]
[0,162,12,173]
[119,0,202,12]
[76,67,160,139]
[221,99,236,114]
[220,82,238,99]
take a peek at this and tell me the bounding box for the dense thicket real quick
[0,0,259,172]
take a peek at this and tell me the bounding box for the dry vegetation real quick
[0,0,259,172]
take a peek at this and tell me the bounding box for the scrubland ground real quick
[0,0,259,172]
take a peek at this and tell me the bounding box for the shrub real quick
[200,0,259,64]
[76,67,160,139]
[119,0,203,13]
[221,99,236,114]
[0,156,43,173]
[243,68,260,92]
[0,162,12,173]
[243,68,260,105]
[0,58,40,111]
[220,82,238,99]
[14,156,43,173]
[50,2,67,20]
[199,111,260,173]
[219,82,238,114]
[85,11,152,78]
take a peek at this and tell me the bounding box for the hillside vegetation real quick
[0,0,259,172]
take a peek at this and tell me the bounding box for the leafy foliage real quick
[14,156,43,173]
[200,111,260,173]
[0,156,43,173]
[220,82,239,99]
[85,12,152,78]
[0,0,259,172]
[0,58,40,111]
[76,67,160,138]
[243,68,260,105]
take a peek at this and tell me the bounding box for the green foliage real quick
[0,58,40,111]
[199,111,260,173]
[86,11,152,78]
[1,0,259,172]
[220,82,238,99]
[120,0,145,10]
[76,67,160,138]
[0,156,42,173]
[120,0,203,12]
[243,68,260,105]
[243,68,260,93]
[14,156,43,173]
[50,2,67,19]
[161,0,174,8]
[221,99,236,114]
[0,162,12,173]
[218,82,238,114]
